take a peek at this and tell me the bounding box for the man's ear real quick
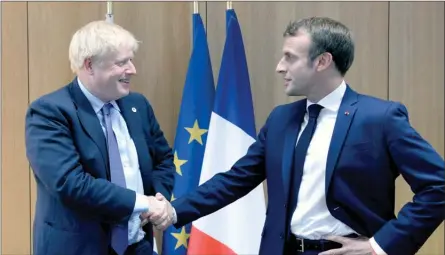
[84,58,94,74]
[315,52,334,72]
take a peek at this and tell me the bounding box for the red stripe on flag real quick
[187,226,236,255]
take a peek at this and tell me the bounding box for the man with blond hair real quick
[25,20,174,255]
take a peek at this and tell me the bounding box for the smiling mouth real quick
[119,78,130,84]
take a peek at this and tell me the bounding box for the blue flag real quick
[161,12,215,255]
[216,9,256,137]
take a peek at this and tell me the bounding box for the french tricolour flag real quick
[153,236,158,255]
[186,8,266,255]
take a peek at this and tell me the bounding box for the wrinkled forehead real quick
[282,30,312,56]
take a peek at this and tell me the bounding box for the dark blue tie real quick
[287,104,324,231]
[102,103,128,255]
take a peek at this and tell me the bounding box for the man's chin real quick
[118,87,131,96]
[284,85,307,97]
[284,88,299,97]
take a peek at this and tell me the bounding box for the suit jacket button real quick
[280,233,284,239]
[284,203,287,208]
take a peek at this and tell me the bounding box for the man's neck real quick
[307,76,344,103]
[77,75,109,103]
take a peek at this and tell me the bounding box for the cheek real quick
[105,74,121,88]
[93,75,108,89]
[289,65,303,79]
[109,71,121,80]
[95,71,112,83]
[98,73,119,90]
[112,72,126,83]
[290,64,311,78]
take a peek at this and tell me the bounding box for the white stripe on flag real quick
[193,112,266,254]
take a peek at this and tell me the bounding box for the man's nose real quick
[127,60,137,75]
[276,58,286,74]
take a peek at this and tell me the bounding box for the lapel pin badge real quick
[132,107,137,113]
[344,111,350,116]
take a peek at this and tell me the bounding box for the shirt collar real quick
[77,77,120,114]
[306,80,346,113]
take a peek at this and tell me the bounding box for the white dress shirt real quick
[78,78,149,245]
[290,81,386,254]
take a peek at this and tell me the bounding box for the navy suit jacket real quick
[171,86,444,255]
[25,78,175,255]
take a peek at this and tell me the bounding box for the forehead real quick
[100,46,134,61]
[282,31,312,56]
[113,46,134,59]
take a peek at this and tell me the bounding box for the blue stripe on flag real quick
[213,9,256,138]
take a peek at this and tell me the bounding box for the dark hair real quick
[283,17,354,76]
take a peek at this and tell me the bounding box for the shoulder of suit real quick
[262,99,305,124]
[121,91,153,109]
[355,92,406,111]
[124,91,147,102]
[271,98,305,114]
[356,93,389,104]
[350,92,412,123]
[29,82,72,109]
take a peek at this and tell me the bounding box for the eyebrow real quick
[116,57,132,63]
[121,56,132,60]
[283,51,297,57]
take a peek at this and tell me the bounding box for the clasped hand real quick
[139,193,173,231]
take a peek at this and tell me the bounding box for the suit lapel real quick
[116,98,151,178]
[282,100,306,202]
[69,79,109,171]
[325,86,358,193]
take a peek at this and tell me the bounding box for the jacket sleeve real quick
[142,97,175,200]
[25,98,136,223]
[372,102,445,255]
[171,109,275,228]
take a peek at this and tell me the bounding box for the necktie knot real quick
[308,104,324,119]
[102,103,113,116]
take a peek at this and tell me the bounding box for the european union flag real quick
[161,12,215,255]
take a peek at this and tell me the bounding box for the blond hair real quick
[68,20,140,73]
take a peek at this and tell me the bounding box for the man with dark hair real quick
[145,17,444,255]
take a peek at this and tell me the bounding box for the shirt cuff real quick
[172,207,177,224]
[133,193,149,214]
[369,237,387,255]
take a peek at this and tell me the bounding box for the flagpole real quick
[226,1,232,10]
[105,1,114,23]
[193,1,199,14]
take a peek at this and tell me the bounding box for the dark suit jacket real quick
[171,86,444,255]
[25,78,175,255]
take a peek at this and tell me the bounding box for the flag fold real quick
[187,9,266,255]
[161,12,215,255]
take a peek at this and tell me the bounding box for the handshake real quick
[140,193,175,231]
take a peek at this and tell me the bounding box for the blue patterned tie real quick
[102,103,128,255]
[287,104,324,230]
